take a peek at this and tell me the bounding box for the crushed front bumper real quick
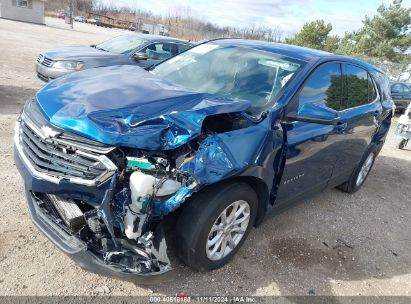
[14,143,173,283]
[23,189,173,283]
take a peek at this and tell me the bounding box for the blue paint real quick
[153,186,193,216]
[18,39,395,216]
[35,65,251,150]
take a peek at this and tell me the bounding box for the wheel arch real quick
[229,176,270,226]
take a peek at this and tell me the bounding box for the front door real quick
[135,42,178,68]
[276,63,343,204]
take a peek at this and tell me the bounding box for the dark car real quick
[391,82,411,112]
[15,39,394,281]
[36,34,193,82]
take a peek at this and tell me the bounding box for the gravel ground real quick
[0,17,411,297]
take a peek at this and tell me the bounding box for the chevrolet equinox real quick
[14,39,394,281]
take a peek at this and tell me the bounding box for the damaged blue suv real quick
[14,39,394,281]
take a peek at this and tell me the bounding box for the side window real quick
[344,64,369,108]
[140,43,177,60]
[367,74,378,102]
[298,63,342,111]
[178,44,192,53]
[391,83,403,94]
[374,71,391,100]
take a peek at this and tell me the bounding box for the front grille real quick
[37,54,54,67]
[16,99,117,186]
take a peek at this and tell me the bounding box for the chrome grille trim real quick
[15,108,117,187]
[37,54,54,67]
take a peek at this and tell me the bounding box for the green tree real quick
[338,0,411,62]
[286,20,340,52]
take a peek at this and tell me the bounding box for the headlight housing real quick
[53,61,84,71]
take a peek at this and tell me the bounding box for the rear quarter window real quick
[372,71,391,101]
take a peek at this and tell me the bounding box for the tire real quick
[398,139,408,149]
[176,182,258,271]
[338,148,376,193]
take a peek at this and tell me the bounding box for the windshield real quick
[152,43,304,112]
[96,35,147,54]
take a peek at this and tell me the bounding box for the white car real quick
[74,16,85,22]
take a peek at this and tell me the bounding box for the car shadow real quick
[141,154,411,298]
[0,85,37,115]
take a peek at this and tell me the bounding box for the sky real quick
[108,0,411,36]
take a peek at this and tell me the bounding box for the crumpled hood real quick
[36,65,251,150]
[42,46,119,60]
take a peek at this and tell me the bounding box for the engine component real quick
[44,194,85,233]
[125,171,182,240]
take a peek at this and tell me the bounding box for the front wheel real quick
[338,149,376,193]
[176,182,258,271]
[398,139,408,149]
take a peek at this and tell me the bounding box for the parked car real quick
[15,39,394,281]
[58,12,65,19]
[87,17,100,25]
[74,16,86,23]
[391,82,411,113]
[35,34,194,82]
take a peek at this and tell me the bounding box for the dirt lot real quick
[0,17,411,297]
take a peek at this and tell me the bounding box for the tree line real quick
[46,0,410,64]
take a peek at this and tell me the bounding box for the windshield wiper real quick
[145,63,158,71]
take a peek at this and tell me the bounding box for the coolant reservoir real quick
[124,171,156,240]
[124,171,182,240]
[129,171,156,207]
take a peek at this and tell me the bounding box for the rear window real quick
[345,65,369,108]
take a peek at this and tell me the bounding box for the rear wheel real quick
[176,182,258,271]
[338,148,376,193]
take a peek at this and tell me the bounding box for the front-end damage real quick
[15,66,283,280]
[26,151,201,278]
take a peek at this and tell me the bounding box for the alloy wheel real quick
[206,200,251,261]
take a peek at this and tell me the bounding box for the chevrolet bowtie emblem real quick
[41,125,59,138]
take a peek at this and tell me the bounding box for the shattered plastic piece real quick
[102,225,171,274]
[97,173,119,247]
[153,184,196,216]
[103,251,152,273]
[138,231,154,248]
[155,179,181,197]
[35,66,252,150]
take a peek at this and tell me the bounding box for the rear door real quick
[331,64,382,178]
[276,63,343,204]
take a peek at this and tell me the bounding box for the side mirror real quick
[133,52,148,61]
[286,103,340,125]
